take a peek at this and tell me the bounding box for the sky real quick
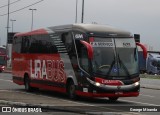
[0,0,160,51]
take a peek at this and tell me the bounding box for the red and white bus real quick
[0,46,7,72]
[12,24,147,101]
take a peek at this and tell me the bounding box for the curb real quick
[0,100,126,115]
[0,100,84,113]
[3,71,12,73]
[141,85,160,90]
[1,100,121,114]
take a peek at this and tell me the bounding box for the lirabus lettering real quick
[30,60,66,82]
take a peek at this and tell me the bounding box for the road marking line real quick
[140,94,155,98]
[119,99,160,106]
[0,79,12,82]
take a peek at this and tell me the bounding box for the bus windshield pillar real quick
[80,40,93,59]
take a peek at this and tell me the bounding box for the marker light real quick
[89,37,94,43]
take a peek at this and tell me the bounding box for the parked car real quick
[147,53,160,75]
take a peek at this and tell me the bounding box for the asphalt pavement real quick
[140,77,160,90]
[1,68,160,114]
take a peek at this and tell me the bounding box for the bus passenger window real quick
[21,36,30,53]
[29,42,38,53]
[13,36,22,53]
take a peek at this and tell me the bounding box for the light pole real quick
[6,0,10,68]
[29,8,37,31]
[81,0,84,23]
[10,19,16,32]
[7,0,10,44]
[75,0,78,23]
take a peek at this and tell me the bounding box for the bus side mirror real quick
[136,42,147,59]
[80,40,93,60]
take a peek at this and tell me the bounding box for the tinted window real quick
[21,34,58,54]
[61,32,73,53]
[21,36,30,53]
[13,36,22,53]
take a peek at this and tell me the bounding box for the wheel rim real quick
[70,85,75,97]
[25,77,29,90]
[69,83,75,98]
[25,81,28,90]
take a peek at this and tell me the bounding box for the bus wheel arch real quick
[66,78,77,99]
[148,71,153,75]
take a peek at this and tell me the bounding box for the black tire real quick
[67,81,77,99]
[24,76,33,92]
[140,70,144,74]
[108,97,119,101]
[149,71,153,75]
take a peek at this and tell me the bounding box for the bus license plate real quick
[115,92,123,95]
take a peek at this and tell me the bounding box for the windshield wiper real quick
[117,54,130,77]
[106,57,115,76]
[106,55,130,77]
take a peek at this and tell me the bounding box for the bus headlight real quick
[134,81,139,86]
[95,82,101,86]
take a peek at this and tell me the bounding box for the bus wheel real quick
[67,81,76,99]
[24,76,32,92]
[149,71,153,75]
[108,97,119,101]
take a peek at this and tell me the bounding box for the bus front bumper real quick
[75,78,140,98]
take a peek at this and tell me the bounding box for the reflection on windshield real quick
[92,47,115,75]
[91,37,139,78]
[116,48,138,76]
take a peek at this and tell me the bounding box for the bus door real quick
[72,32,91,88]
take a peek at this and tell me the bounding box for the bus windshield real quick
[91,37,139,78]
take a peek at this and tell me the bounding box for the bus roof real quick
[14,29,48,37]
[49,24,132,37]
[15,24,132,37]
